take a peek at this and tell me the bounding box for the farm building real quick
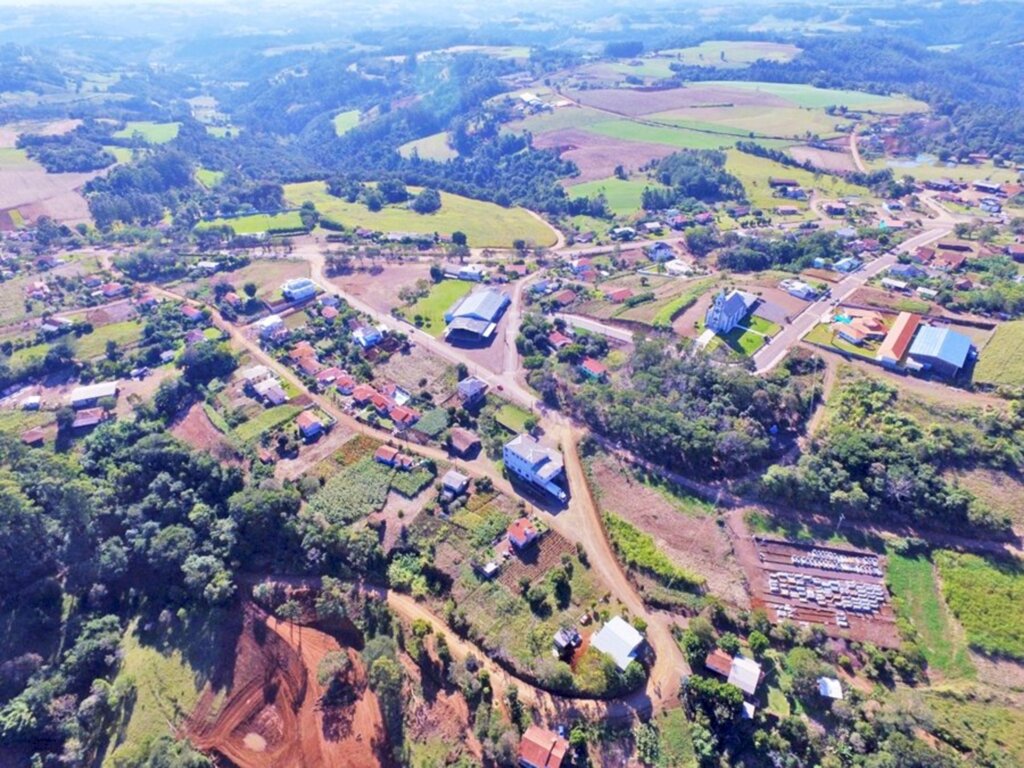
[503,434,567,502]
[281,278,321,302]
[441,469,470,497]
[72,408,108,431]
[447,264,487,282]
[69,381,119,409]
[517,725,569,768]
[876,312,921,367]
[21,427,45,446]
[705,290,758,334]
[604,287,633,303]
[907,325,973,377]
[590,616,644,672]
[444,288,510,341]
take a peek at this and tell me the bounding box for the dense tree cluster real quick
[716,230,851,272]
[642,150,745,210]
[85,149,194,229]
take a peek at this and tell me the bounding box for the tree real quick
[452,230,467,246]
[634,722,660,765]
[180,342,236,385]
[243,282,257,298]
[411,188,442,214]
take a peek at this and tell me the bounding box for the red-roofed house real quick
[101,282,125,298]
[932,251,968,272]
[705,648,734,678]
[371,392,394,415]
[518,725,569,768]
[552,289,577,306]
[604,287,633,303]
[579,357,608,380]
[335,373,356,395]
[181,304,204,323]
[322,305,339,321]
[289,340,317,361]
[296,356,323,376]
[389,405,420,429]
[910,247,935,265]
[548,331,572,350]
[296,411,324,440]
[315,367,347,388]
[508,517,539,550]
[224,291,242,307]
[374,445,400,466]
[352,384,377,405]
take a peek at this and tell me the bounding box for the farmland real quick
[724,149,867,212]
[935,551,1024,660]
[399,131,458,161]
[74,320,145,359]
[974,320,1024,386]
[0,145,96,225]
[195,167,225,187]
[397,278,473,336]
[566,176,667,217]
[661,40,802,68]
[112,121,181,144]
[332,109,360,136]
[917,690,1024,767]
[231,403,302,443]
[306,456,394,525]
[195,210,304,235]
[284,180,557,248]
[604,513,704,591]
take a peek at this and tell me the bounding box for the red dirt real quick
[327,262,432,316]
[566,86,790,117]
[171,403,242,465]
[531,128,679,183]
[185,604,389,768]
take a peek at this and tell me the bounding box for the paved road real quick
[752,226,952,373]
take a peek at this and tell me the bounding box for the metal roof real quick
[909,325,972,368]
[445,288,509,324]
[591,617,644,671]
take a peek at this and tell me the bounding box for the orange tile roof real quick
[518,726,569,768]
[876,311,921,363]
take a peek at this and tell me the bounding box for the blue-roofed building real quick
[834,256,861,273]
[908,325,974,378]
[281,278,321,303]
[444,288,510,341]
[889,263,927,280]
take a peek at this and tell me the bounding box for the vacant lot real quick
[917,689,1024,767]
[332,109,360,136]
[945,466,1024,532]
[112,120,181,143]
[328,261,433,315]
[177,258,310,303]
[790,144,859,173]
[397,279,473,336]
[650,105,846,141]
[566,176,664,217]
[399,131,458,161]
[196,210,304,235]
[233,404,303,444]
[975,320,1024,387]
[74,319,144,359]
[284,181,557,248]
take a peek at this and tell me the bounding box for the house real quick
[69,381,119,409]
[824,202,847,216]
[352,383,378,405]
[83,274,103,289]
[457,376,488,407]
[881,277,909,292]
[1005,244,1024,262]
[320,295,340,308]
[100,282,125,298]
[604,287,633,304]
[547,331,572,350]
[889,263,926,279]
[184,329,206,347]
[20,395,41,411]
[296,411,324,440]
[725,204,751,218]
[835,227,858,239]
[579,357,608,380]
[241,365,274,388]
[296,356,323,377]
[775,206,800,216]
[705,290,757,334]
[553,628,582,659]
[779,279,818,300]
[281,278,320,303]
[517,725,569,768]
[573,230,596,244]
[224,291,242,308]
[448,426,481,457]
[551,289,577,307]
[451,263,487,282]
[954,277,973,291]
[20,427,45,446]
[917,287,939,300]
[315,366,347,389]
[334,373,356,395]
[444,288,510,341]
[932,251,968,272]
[370,392,394,416]
[374,445,400,466]
[289,340,317,360]
[727,656,763,697]
[321,305,339,321]
[569,257,593,275]
[609,226,636,241]
[694,212,715,225]
[590,616,644,671]
[353,324,383,349]
[441,469,470,497]
[26,281,50,299]
[645,241,675,262]
[389,405,420,430]
[642,221,664,234]
[973,180,1003,195]
[137,293,159,309]
[196,260,220,274]
[833,256,861,273]
[911,246,935,265]
[72,407,108,431]
[507,517,539,550]
[257,314,285,338]
[253,378,288,406]
[818,677,844,700]
[876,311,922,367]
[907,325,973,377]
[503,434,567,502]
[705,649,734,678]
[179,304,204,324]
[476,561,500,580]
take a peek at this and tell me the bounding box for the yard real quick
[397,279,474,336]
[112,121,181,144]
[74,320,145,359]
[493,402,532,433]
[804,323,881,360]
[195,167,225,187]
[231,403,302,443]
[284,180,558,248]
[716,314,781,356]
[195,210,305,235]
[975,320,1024,387]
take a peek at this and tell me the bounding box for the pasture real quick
[332,109,360,136]
[105,146,135,163]
[284,180,558,248]
[397,279,473,336]
[112,121,181,144]
[74,320,144,359]
[0,147,95,225]
[399,131,458,161]
[698,81,927,112]
[660,40,802,68]
[867,157,1020,185]
[566,176,665,216]
[724,149,868,211]
[974,320,1024,387]
[195,167,225,187]
[195,210,305,235]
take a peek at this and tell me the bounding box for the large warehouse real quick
[443,288,510,342]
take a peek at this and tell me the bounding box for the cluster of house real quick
[444,287,510,343]
[352,381,421,430]
[848,310,976,378]
[61,380,120,433]
[257,294,385,351]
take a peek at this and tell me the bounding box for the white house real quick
[503,433,567,502]
[256,314,285,338]
[69,381,119,409]
[705,290,757,334]
[281,278,321,303]
[590,616,644,671]
[727,656,763,697]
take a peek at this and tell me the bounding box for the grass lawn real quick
[494,402,532,433]
[804,323,879,360]
[232,404,302,443]
[332,109,360,136]
[724,149,867,211]
[284,180,557,248]
[104,145,135,163]
[887,551,975,679]
[5,342,50,368]
[566,176,668,217]
[112,121,181,144]
[699,80,927,112]
[195,210,304,235]
[399,131,458,161]
[195,167,225,187]
[975,320,1024,386]
[75,320,144,359]
[398,279,473,336]
[721,326,767,355]
[656,708,697,768]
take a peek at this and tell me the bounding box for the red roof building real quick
[374,445,400,466]
[289,340,317,361]
[580,357,608,379]
[604,287,633,303]
[389,405,420,429]
[705,648,734,678]
[322,305,339,320]
[552,289,577,306]
[517,725,569,768]
[508,517,539,550]
[352,384,377,404]
[548,331,572,349]
[335,373,356,395]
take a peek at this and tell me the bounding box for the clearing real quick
[112,121,181,144]
[397,279,474,336]
[974,320,1024,387]
[284,180,557,248]
[332,109,360,136]
[566,176,667,217]
[399,131,458,161]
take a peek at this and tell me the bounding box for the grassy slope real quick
[75,321,144,360]
[196,211,304,234]
[566,176,668,217]
[112,121,181,144]
[698,80,928,112]
[399,132,458,161]
[332,109,360,136]
[284,180,556,248]
[397,279,474,336]
[232,404,303,443]
[975,320,1024,386]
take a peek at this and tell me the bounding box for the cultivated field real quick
[397,279,473,336]
[284,181,557,248]
[975,320,1024,386]
[195,210,305,235]
[112,120,181,144]
[327,261,433,315]
[725,149,868,213]
[0,147,96,225]
[530,128,680,183]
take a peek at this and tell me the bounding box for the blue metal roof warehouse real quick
[908,325,973,377]
[444,288,510,340]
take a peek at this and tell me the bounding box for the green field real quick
[656,708,697,768]
[0,147,32,167]
[399,131,458,161]
[935,550,1024,660]
[103,146,135,163]
[660,40,802,68]
[112,121,181,144]
[867,157,1019,185]
[398,279,473,336]
[75,321,145,359]
[652,276,719,327]
[887,551,974,679]
[284,180,557,248]
[584,120,741,150]
[919,690,1024,767]
[0,409,52,437]
[725,148,867,212]
[232,403,302,443]
[195,167,225,187]
[975,321,1024,387]
[206,125,233,138]
[649,107,847,141]
[494,402,533,433]
[700,80,927,112]
[195,210,305,235]
[566,176,668,217]
[332,109,360,136]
